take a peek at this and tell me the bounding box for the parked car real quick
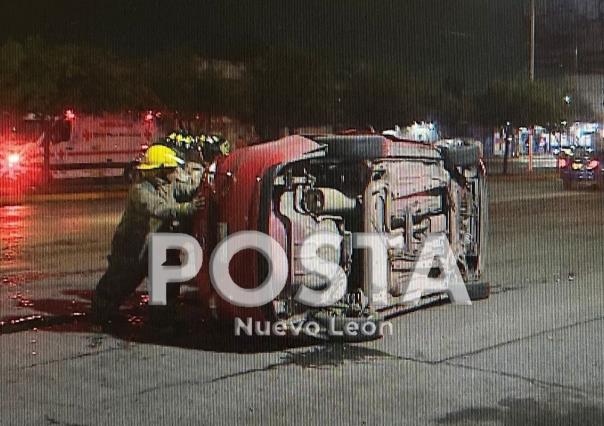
[190,134,489,338]
[559,147,604,190]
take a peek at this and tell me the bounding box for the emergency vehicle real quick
[0,111,159,192]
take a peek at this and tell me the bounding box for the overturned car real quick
[191,134,489,338]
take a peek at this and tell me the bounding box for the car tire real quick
[318,135,385,159]
[442,144,481,169]
[466,281,490,301]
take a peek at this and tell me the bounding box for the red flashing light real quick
[145,111,154,122]
[559,158,568,169]
[65,110,76,120]
[587,160,600,170]
[7,153,20,167]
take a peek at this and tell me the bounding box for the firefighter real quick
[198,134,231,182]
[179,134,205,187]
[91,145,205,326]
[200,134,231,166]
[158,134,205,235]
[158,131,204,189]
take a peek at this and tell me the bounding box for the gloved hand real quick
[192,194,206,210]
[185,162,204,173]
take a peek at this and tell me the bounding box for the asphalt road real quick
[1,177,603,425]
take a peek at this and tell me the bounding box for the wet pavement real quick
[1,199,121,327]
[485,155,558,175]
[1,178,604,425]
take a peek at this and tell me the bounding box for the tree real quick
[476,79,569,127]
[0,38,160,113]
[248,47,341,139]
[475,78,589,174]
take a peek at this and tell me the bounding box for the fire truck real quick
[0,111,159,193]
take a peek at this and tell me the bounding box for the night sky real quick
[1,1,527,84]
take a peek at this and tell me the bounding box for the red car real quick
[559,147,604,190]
[191,134,489,337]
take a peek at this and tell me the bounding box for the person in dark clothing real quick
[91,145,204,325]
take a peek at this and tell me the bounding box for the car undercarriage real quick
[258,135,488,330]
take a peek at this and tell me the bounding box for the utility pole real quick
[527,0,536,173]
[529,0,535,81]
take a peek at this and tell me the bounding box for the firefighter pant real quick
[91,252,182,324]
[91,255,147,322]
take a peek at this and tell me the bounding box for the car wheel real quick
[466,282,490,301]
[442,144,481,169]
[318,135,385,159]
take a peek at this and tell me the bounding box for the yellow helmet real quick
[137,145,183,170]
